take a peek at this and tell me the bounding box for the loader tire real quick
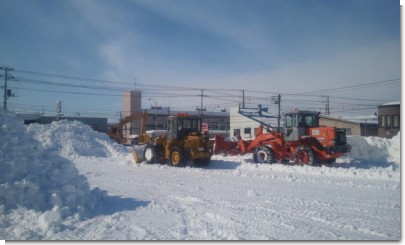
[294,145,315,165]
[144,145,157,164]
[170,146,186,167]
[253,146,274,164]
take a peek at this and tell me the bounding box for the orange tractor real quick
[216,110,351,165]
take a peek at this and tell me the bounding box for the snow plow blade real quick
[131,144,146,163]
[214,135,237,154]
[214,135,251,155]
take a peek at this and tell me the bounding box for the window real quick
[380,116,386,128]
[393,115,399,128]
[285,115,293,128]
[386,115,391,128]
[244,128,251,135]
[233,129,240,136]
[304,115,316,127]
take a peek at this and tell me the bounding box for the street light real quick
[148,98,158,136]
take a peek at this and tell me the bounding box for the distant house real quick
[378,101,400,139]
[319,115,378,137]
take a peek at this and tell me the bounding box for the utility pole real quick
[1,66,15,110]
[196,89,206,116]
[272,94,281,132]
[322,96,330,115]
[148,98,158,135]
[242,89,245,108]
[56,100,62,121]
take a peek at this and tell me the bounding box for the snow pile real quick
[0,109,101,238]
[27,120,133,164]
[345,133,400,168]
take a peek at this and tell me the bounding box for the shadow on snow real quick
[88,188,149,218]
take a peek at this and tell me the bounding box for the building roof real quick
[320,114,378,125]
[144,108,229,117]
[378,101,400,108]
[383,101,400,106]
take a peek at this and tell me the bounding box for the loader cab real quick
[167,114,202,141]
[283,110,320,141]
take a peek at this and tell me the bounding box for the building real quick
[143,107,230,137]
[203,110,230,137]
[319,115,378,137]
[377,101,400,138]
[122,90,142,138]
[144,107,171,132]
[17,113,108,133]
[229,106,278,139]
[121,90,230,138]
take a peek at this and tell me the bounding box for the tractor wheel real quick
[170,147,186,167]
[143,145,157,164]
[294,145,315,165]
[253,146,274,164]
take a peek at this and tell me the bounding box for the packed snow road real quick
[0,110,400,240]
[55,155,399,240]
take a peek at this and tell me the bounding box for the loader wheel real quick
[253,146,274,164]
[294,145,315,165]
[144,145,157,164]
[170,147,186,167]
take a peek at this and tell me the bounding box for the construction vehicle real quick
[216,109,351,165]
[107,111,148,144]
[132,113,215,167]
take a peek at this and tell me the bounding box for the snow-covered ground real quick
[0,109,401,240]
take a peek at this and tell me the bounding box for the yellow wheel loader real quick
[132,113,215,167]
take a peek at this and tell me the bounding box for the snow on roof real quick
[382,101,400,106]
[320,114,378,125]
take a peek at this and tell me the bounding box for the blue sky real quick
[0,0,400,122]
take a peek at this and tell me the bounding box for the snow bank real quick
[26,120,133,163]
[0,109,102,238]
[343,133,400,168]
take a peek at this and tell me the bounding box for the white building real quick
[229,106,278,139]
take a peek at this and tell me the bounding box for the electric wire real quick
[5,68,400,120]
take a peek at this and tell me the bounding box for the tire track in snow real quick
[70,156,400,240]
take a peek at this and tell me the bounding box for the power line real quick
[8,67,401,118]
[290,78,400,95]
[14,69,136,86]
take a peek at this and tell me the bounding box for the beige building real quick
[122,90,142,138]
[319,115,378,137]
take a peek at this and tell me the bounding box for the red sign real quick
[201,123,208,133]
